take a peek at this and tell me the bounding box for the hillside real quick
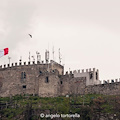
[0,94,120,120]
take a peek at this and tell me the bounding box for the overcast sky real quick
[0,0,120,81]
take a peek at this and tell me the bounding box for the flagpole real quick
[8,56,11,65]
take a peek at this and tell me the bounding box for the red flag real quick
[4,48,9,55]
[0,48,9,58]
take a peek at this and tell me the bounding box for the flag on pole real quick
[0,48,9,58]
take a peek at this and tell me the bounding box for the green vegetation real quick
[0,94,120,120]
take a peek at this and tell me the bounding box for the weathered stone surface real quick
[85,82,120,95]
[0,62,64,97]
[0,61,120,97]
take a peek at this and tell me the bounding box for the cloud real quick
[0,0,40,64]
[0,0,39,50]
[1,0,120,80]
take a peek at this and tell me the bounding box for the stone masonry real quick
[0,60,120,97]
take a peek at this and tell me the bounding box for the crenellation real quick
[89,68,91,72]
[73,68,98,74]
[4,64,6,68]
[66,71,68,75]
[12,63,14,66]
[37,61,40,64]
[78,69,80,73]
[0,65,2,69]
[111,79,114,83]
[93,68,95,71]
[73,68,101,86]
[105,81,108,84]
[15,63,17,66]
[101,78,120,84]
[70,71,72,74]
[0,60,120,97]
[8,64,10,67]
[111,80,113,83]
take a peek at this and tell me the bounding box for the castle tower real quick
[73,68,101,86]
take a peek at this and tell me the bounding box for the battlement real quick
[103,78,120,84]
[65,71,73,75]
[0,60,64,69]
[0,61,41,69]
[73,68,98,74]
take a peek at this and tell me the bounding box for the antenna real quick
[8,56,11,65]
[45,50,49,64]
[59,48,62,64]
[52,46,54,61]
[45,50,47,63]
[31,56,35,62]
[48,43,49,62]
[36,51,41,63]
[29,52,31,62]
[45,49,49,72]
[48,50,49,62]
[47,50,49,63]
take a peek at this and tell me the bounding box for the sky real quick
[0,0,120,81]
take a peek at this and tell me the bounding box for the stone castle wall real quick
[0,61,120,97]
[0,61,64,97]
[38,70,60,97]
[85,82,120,95]
[59,73,86,96]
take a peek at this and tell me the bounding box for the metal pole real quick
[8,56,11,65]
[29,52,30,62]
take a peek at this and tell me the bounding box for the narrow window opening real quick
[24,72,26,79]
[61,81,63,84]
[21,72,26,80]
[89,72,93,79]
[23,85,26,88]
[21,72,24,79]
[45,76,49,83]
[39,71,42,74]
[96,72,98,80]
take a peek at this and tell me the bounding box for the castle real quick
[0,60,120,97]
